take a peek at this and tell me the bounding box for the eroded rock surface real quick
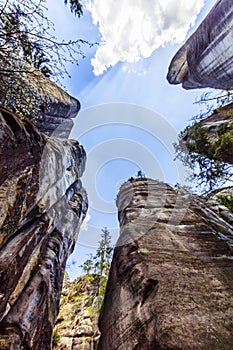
[167,0,233,90]
[0,107,87,349]
[0,56,80,137]
[181,102,233,164]
[52,274,101,350]
[98,178,233,350]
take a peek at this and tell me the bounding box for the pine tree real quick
[80,228,113,279]
[81,254,95,275]
[0,0,87,80]
[94,227,113,278]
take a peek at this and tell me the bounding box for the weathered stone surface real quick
[206,186,233,226]
[167,0,233,90]
[52,275,101,350]
[181,102,233,164]
[98,178,233,350]
[0,55,80,137]
[0,107,87,349]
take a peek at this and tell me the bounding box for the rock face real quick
[0,56,80,137]
[0,106,87,349]
[52,274,101,350]
[167,0,233,90]
[181,102,233,164]
[98,178,233,350]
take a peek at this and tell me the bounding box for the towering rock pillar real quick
[0,106,87,349]
[98,179,233,350]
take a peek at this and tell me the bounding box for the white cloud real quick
[86,0,204,75]
[80,212,91,231]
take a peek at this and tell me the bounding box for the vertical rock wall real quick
[0,107,87,349]
[52,275,101,350]
[98,179,233,350]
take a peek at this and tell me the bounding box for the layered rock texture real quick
[180,102,233,164]
[0,101,87,347]
[167,0,233,90]
[0,57,80,137]
[52,274,101,350]
[98,178,233,350]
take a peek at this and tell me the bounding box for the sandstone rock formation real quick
[167,0,233,90]
[206,186,233,226]
[0,55,80,137]
[180,102,233,164]
[98,178,233,350]
[52,274,101,350]
[0,105,87,349]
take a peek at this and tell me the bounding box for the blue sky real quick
[47,0,217,279]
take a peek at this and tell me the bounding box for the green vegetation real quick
[79,228,113,312]
[80,227,113,280]
[0,0,86,78]
[0,0,93,119]
[175,104,233,193]
[217,194,233,213]
[67,229,113,323]
[86,306,95,320]
[52,330,60,347]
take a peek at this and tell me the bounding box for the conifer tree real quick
[81,254,95,275]
[80,228,113,279]
[94,227,113,278]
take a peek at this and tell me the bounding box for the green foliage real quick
[80,228,113,301]
[193,91,233,117]
[98,276,107,297]
[0,0,90,79]
[175,109,233,193]
[214,130,233,160]
[80,228,113,280]
[94,227,113,278]
[81,255,95,275]
[72,294,83,304]
[0,0,94,119]
[52,330,60,347]
[217,194,233,213]
[1,4,52,77]
[86,306,95,320]
[71,274,107,319]
[71,275,94,297]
